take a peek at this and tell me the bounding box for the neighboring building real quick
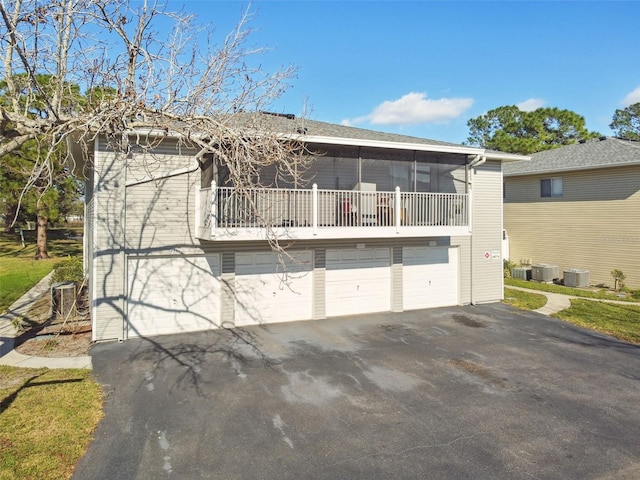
[504,137,640,289]
[71,113,527,341]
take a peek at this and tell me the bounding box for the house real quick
[503,137,640,289]
[71,113,528,341]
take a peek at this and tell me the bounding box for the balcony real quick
[196,184,471,241]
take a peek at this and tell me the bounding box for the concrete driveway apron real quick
[73,303,640,480]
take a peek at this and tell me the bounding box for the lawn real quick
[503,287,547,310]
[554,300,640,345]
[0,366,103,480]
[504,280,640,345]
[505,278,640,302]
[0,229,83,313]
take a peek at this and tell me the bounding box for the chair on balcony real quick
[337,198,357,226]
[377,194,392,226]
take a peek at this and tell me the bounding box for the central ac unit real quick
[531,264,559,282]
[511,267,532,280]
[564,269,589,287]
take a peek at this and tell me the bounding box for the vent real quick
[564,269,589,288]
[531,264,559,282]
[511,267,532,280]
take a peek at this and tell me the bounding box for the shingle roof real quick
[503,137,640,176]
[234,111,464,148]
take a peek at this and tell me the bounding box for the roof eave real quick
[504,161,640,177]
[285,133,485,156]
[484,151,532,162]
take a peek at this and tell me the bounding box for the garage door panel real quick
[326,248,391,317]
[128,256,221,337]
[403,247,458,310]
[235,251,312,327]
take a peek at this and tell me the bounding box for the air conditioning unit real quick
[564,269,589,288]
[531,264,559,282]
[511,267,532,280]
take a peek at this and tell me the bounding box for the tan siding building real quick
[504,137,640,289]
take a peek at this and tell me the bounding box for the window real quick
[540,178,563,198]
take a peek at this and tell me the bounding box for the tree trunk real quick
[35,205,49,259]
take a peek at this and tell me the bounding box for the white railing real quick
[202,184,468,234]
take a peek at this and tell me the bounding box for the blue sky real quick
[176,1,640,144]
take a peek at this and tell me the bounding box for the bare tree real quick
[1,0,308,254]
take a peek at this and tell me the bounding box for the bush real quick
[504,259,517,278]
[611,269,626,291]
[51,256,84,284]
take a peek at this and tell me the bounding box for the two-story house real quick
[504,137,640,289]
[72,113,527,341]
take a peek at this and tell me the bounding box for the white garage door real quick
[325,247,391,317]
[234,251,313,327]
[403,246,459,310]
[127,255,221,337]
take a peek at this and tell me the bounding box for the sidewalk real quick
[0,272,92,369]
[507,285,639,316]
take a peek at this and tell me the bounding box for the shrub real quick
[51,256,84,284]
[610,269,626,291]
[504,259,517,278]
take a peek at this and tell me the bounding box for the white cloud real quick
[622,86,640,106]
[346,92,474,127]
[516,98,545,112]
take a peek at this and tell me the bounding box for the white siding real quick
[470,161,504,303]
[127,255,221,337]
[92,140,127,341]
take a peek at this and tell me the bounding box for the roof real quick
[503,137,640,176]
[225,112,529,161]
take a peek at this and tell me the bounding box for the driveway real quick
[73,304,640,479]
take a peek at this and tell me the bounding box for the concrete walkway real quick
[507,285,639,315]
[0,272,92,369]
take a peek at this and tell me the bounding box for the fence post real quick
[467,190,472,233]
[395,186,401,233]
[211,181,217,238]
[312,184,318,235]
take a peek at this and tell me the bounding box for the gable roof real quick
[503,137,640,176]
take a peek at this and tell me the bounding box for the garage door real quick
[234,251,313,327]
[325,247,391,317]
[403,246,459,310]
[127,255,221,337]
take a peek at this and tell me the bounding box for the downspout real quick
[467,154,486,306]
[122,144,129,341]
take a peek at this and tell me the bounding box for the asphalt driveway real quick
[73,304,640,479]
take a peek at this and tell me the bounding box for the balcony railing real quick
[198,184,469,239]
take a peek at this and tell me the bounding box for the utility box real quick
[564,269,590,288]
[511,267,532,280]
[531,264,559,283]
[51,282,77,318]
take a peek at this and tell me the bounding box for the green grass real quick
[554,300,640,344]
[0,229,82,313]
[0,367,103,480]
[503,287,548,310]
[505,279,640,345]
[505,278,640,302]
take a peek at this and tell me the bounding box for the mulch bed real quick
[13,294,91,358]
